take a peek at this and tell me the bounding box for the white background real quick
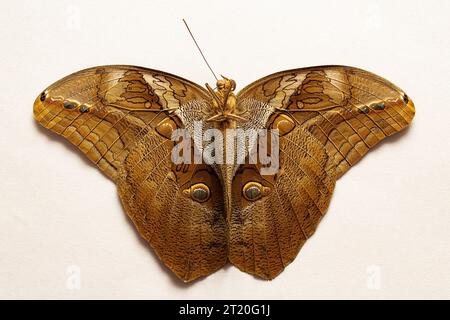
[1,0,449,299]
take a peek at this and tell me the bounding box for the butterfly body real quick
[34,65,415,282]
[205,77,246,125]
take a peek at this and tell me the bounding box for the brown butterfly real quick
[33,64,415,282]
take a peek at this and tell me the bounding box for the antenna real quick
[182,19,218,81]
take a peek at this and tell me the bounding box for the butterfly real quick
[33,65,415,282]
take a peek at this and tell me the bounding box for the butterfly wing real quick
[34,65,227,282]
[238,65,415,177]
[116,100,229,282]
[34,64,415,281]
[33,65,210,180]
[228,66,415,279]
[228,130,336,279]
[118,141,228,282]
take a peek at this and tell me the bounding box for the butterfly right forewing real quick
[238,65,415,177]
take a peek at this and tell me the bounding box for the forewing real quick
[33,65,210,180]
[238,65,415,177]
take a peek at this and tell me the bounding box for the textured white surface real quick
[1,0,449,299]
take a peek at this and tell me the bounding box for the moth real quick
[33,64,415,282]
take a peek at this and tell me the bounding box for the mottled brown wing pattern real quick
[228,126,336,279]
[33,65,210,180]
[34,65,228,282]
[228,65,415,279]
[34,64,415,282]
[117,138,228,282]
[238,66,415,177]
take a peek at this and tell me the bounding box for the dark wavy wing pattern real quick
[238,65,415,177]
[33,65,210,180]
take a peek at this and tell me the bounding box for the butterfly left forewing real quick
[33,65,210,180]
